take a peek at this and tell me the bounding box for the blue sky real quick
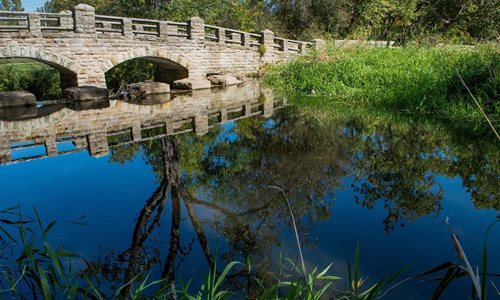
[23,0,45,12]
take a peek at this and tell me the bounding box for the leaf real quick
[214,261,241,292]
[354,241,360,295]
[37,265,52,300]
[0,219,34,225]
[481,219,499,300]
[431,266,460,300]
[43,221,57,238]
[415,262,457,278]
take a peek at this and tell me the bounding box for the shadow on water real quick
[0,82,498,298]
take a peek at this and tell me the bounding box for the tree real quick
[0,0,22,11]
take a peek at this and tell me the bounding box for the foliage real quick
[105,59,155,93]
[0,0,22,11]
[264,44,499,119]
[0,60,61,100]
[0,207,90,299]
[38,0,498,42]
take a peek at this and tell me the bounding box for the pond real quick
[0,82,498,299]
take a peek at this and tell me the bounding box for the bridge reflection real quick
[0,82,284,165]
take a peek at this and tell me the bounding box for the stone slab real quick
[66,99,110,111]
[64,86,109,102]
[0,106,37,121]
[126,81,170,97]
[0,91,36,108]
[207,74,243,87]
[127,93,171,105]
[172,78,211,90]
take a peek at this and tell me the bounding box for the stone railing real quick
[0,11,73,33]
[0,4,320,53]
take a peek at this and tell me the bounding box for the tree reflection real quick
[345,113,499,231]
[86,109,350,295]
[88,105,498,294]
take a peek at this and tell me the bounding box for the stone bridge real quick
[0,82,284,165]
[0,4,322,89]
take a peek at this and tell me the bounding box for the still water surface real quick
[0,82,498,299]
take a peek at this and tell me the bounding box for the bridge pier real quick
[77,72,107,88]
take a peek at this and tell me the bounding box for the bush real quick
[0,61,61,100]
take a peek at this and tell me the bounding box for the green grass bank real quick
[263,44,499,121]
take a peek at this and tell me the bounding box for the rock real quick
[127,93,171,105]
[0,91,36,108]
[63,86,108,102]
[125,81,170,98]
[207,75,243,87]
[234,73,247,82]
[66,99,110,111]
[172,78,211,90]
[36,103,65,118]
[0,106,37,121]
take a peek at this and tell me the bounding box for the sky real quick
[23,0,45,12]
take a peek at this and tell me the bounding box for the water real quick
[0,82,498,299]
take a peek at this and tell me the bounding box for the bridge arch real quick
[106,48,192,88]
[0,45,82,90]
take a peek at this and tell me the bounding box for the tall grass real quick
[263,44,499,120]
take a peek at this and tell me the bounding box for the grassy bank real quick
[263,44,499,121]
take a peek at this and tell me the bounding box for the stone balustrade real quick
[0,4,322,88]
[0,6,317,53]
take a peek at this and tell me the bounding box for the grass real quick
[0,206,413,299]
[263,43,499,121]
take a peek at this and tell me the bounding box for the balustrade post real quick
[193,112,208,135]
[299,41,309,53]
[220,108,228,122]
[281,39,289,53]
[73,4,96,34]
[217,28,225,44]
[28,14,41,37]
[242,32,251,47]
[0,137,11,165]
[131,124,141,141]
[312,38,326,50]
[244,103,252,116]
[159,21,169,39]
[188,16,205,44]
[86,132,109,157]
[261,88,275,118]
[122,18,133,38]
[166,122,174,135]
[45,135,57,157]
[59,10,73,29]
[259,29,274,63]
